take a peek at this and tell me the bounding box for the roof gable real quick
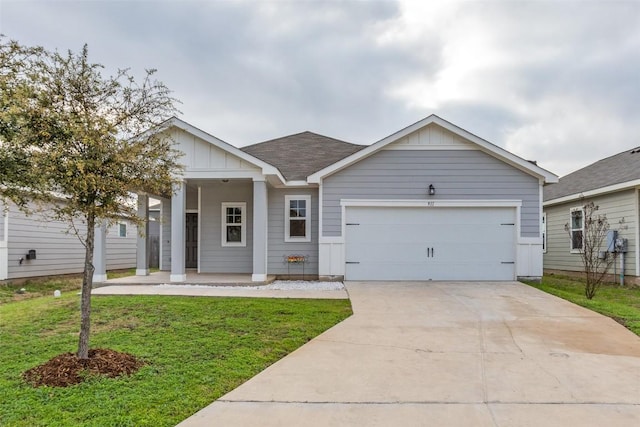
[156,117,284,180]
[241,131,364,181]
[308,115,558,184]
[544,147,640,203]
[385,122,474,150]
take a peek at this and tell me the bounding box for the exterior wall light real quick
[428,184,436,196]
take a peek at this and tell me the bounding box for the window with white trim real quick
[570,208,584,252]
[222,202,246,247]
[285,195,311,242]
[542,213,547,253]
[118,223,127,238]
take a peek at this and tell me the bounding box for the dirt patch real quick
[23,348,145,387]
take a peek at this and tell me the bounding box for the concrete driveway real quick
[177,281,640,426]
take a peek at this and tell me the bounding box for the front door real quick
[185,213,198,269]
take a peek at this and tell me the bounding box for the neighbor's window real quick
[542,213,547,253]
[221,202,246,247]
[570,208,583,252]
[285,195,311,242]
[119,223,127,238]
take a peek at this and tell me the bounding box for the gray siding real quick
[267,188,319,275]
[105,222,137,270]
[544,190,637,276]
[322,150,540,238]
[161,199,172,270]
[199,181,253,273]
[7,202,136,279]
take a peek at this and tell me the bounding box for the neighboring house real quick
[93,114,557,282]
[543,147,640,285]
[0,200,136,281]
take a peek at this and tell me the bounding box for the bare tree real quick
[565,200,619,299]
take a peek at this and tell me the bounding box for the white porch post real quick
[136,194,150,276]
[170,181,186,282]
[92,222,107,283]
[252,179,268,282]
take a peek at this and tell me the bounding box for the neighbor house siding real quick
[322,150,540,238]
[6,203,136,279]
[199,181,253,273]
[267,187,319,276]
[106,222,137,270]
[161,199,172,271]
[544,190,637,276]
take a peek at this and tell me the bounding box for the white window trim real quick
[285,195,311,243]
[542,212,547,254]
[118,222,127,238]
[221,202,246,247]
[569,207,584,253]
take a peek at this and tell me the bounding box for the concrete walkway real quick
[177,281,640,427]
[92,284,348,299]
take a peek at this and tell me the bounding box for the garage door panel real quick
[345,206,516,281]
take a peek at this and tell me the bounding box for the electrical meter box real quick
[615,238,628,253]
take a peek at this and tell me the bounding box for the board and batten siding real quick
[5,202,136,280]
[544,190,637,276]
[267,188,319,276]
[199,181,253,273]
[322,150,541,238]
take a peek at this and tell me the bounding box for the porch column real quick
[252,179,268,282]
[92,222,107,283]
[170,180,186,282]
[136,193,149,276]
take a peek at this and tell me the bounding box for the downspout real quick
[620,251,625,287]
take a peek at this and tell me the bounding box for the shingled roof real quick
[544,146,640,201]
[241,131,365,181]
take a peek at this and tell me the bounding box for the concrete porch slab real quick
[98,271,276,286]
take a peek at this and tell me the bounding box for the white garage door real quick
[344,206,516,281]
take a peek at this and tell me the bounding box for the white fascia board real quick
[183,170,265,180]
[543,179,640,206]
[152,117,287,184]
[339,199,522,208]
[308,114,559,184]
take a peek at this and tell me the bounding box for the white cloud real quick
[2,0,639,176]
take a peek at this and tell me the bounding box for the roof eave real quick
[308,115,559,184]
[543,179,640,206]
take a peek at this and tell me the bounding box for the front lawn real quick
[524,275,640,336]
[0,293,352,426]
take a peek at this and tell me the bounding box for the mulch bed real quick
[23,348,145,387]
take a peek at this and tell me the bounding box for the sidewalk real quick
[92,282,349,299]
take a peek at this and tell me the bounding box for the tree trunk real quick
[77,212,96,359]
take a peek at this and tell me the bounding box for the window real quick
[221,203,246,247]
[285,195,311,242]
[542,213,547,253]
[570,208,583,252]
[118,223,127,238]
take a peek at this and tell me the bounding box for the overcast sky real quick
[2,0,639,177]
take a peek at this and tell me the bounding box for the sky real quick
[1,0,639,177]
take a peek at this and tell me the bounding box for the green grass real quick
[0,276,83,304]
[0,268,159,304]
[0,293,352,426]
[524,275,640,335]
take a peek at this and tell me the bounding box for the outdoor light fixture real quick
[428,184,436,196]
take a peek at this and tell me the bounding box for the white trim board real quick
[339,199,523,208]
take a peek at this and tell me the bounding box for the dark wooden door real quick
[185,213,198,268]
